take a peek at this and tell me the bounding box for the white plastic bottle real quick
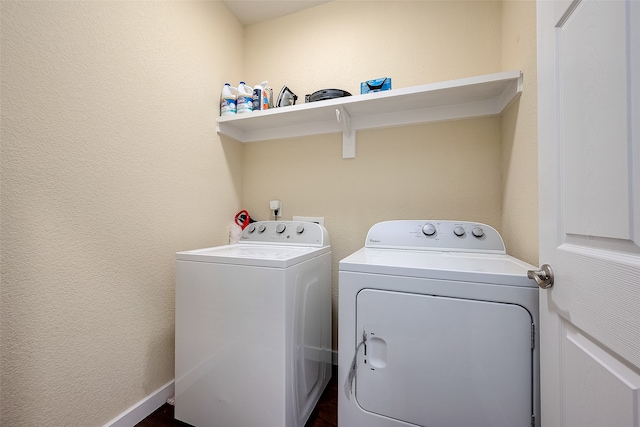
[220,83,237,116]
[237,82,253,114]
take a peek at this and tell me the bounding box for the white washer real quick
[338,220,539,427]
[175,221,332,427]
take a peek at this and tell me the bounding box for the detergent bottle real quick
[253,84,267,111]
[253,81,273,111]
[237,82,253,114]
[220,83,237,116]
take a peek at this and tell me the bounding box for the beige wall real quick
[244,0,502,98]
[501,0,539,265]
[241,0,537,350]
[0,2,243,425]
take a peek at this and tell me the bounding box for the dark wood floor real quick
[135,367,338,427]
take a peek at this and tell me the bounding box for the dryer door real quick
[356,289,533,427]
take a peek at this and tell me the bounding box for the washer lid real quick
[176,244,330,268]
[339,247,536,287]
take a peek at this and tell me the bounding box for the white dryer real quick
[338,220,539,427]
[175,221,332,427]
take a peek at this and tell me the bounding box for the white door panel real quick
[537,0,640,425]
[562,324,640,427]
[559,0,630,240]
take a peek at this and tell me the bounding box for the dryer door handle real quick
[527,264,554,289]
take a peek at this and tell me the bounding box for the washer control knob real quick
[258,224,266,233]
[422,223,436,236]
[276,224,286,234]
[247,224,256,233]
[472,227,484,238]
[453,226,466,237]
[296,225,305,234]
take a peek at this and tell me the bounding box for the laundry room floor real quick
[135,366,338,427]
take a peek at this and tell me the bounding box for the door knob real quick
[527,264,554,289]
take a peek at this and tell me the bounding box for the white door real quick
[537,0,640,426]
[356,289,533,427]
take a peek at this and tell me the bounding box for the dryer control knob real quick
[258,224,266,233]
[276,224,286,234]
[422,223,436,236]
[472,227,484,238]
[453,226,466,237]
[296,225,305,234]
[247,224,256,233]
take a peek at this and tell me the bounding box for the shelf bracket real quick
[336,106,356,158]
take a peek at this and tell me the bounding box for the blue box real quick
[361,77,392,94]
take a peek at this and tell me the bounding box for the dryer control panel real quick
[240,221,330,247]
[365,220,505,254]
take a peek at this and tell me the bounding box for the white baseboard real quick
[103,379,175,427]
[103,352,337,427]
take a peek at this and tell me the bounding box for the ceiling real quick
[222,0,333,26]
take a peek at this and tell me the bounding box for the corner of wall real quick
[500,0,539,265]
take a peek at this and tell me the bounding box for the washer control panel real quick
[366,220,505,254]
[240,221,329,247]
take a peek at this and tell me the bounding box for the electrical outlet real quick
[269,200,281,211]
[293,216,324,226]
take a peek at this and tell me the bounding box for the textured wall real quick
[501,0,539,265]
[240,0,521,350]
[243,0,502,100]
[0,1,243,425]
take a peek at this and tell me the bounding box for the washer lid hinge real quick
[531,323,536,350]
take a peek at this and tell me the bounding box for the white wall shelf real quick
[216,70,523,159]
